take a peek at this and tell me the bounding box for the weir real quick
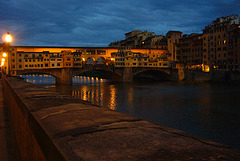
[2,75,240,160]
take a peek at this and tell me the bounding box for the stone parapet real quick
[2,75,240,160]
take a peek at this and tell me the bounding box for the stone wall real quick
[183,70,240,82]
[2,75,240,160]
[211,70,240,82]
[184,70,211,82]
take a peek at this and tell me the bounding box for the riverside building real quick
[176,33,203,69]
[203,15,240,71]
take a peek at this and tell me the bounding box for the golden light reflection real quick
[2,58,5,62]
[127,87,134,113]
[99,85,104,107]
[81,86,88,101]
[109,85,117,110]
[128,87,134,103]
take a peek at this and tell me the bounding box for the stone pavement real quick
[0,79,19,161]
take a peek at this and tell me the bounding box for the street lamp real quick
[2,52,7,57]
[5,32,12,43]
[2,32,13,75]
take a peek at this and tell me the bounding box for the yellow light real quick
[1,62,4,66]
[2,58,5,62]
[5,33,12,43]
[82,58,85,61]
[111,58,114,61]
[2,53,7,57]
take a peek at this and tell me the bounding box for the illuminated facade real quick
[112,48,169,68]
[50,52,63,68]
[0,46,171,76]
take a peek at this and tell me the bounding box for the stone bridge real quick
[16,65,174,84]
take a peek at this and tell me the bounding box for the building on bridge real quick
[0,46,172,77]
[112,49,169,68]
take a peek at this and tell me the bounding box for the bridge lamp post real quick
[5,32,12,43]
[3,32,13,75]
[1,53,7,67]
[82,58,85,67]
[110,58,115,65]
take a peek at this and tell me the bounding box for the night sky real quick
[1,0,239,47]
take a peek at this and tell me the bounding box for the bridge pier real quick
[122,67,133,82]
[56,68,73,84]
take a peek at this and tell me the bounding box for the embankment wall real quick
[2,75,240,160]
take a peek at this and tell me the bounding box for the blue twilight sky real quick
[0,0,239,47]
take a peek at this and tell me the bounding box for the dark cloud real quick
[0,0,239,46]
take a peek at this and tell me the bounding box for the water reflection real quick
[20,74,55,85]
[72,76,109,84]
[70,83,117,109]
[19,74,240,150]
[109,85,117,110]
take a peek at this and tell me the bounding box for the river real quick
[20,74,240,150]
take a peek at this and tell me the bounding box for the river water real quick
[20,75,240,150]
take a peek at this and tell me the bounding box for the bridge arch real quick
[133,68,170,81]
[16,70,60,80]
[72,68,122,82]
[15,68,70,84]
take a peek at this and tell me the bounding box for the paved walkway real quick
[0,79,18,161]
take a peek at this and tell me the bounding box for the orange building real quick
[62,50,73,68]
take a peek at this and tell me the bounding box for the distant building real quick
[109,30,156,49]
[125,30,143,39]
[140,35,165,49]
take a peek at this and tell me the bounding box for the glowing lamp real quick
[3,53,7,57]
[5,32,12,43]
[2,58,5,62]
